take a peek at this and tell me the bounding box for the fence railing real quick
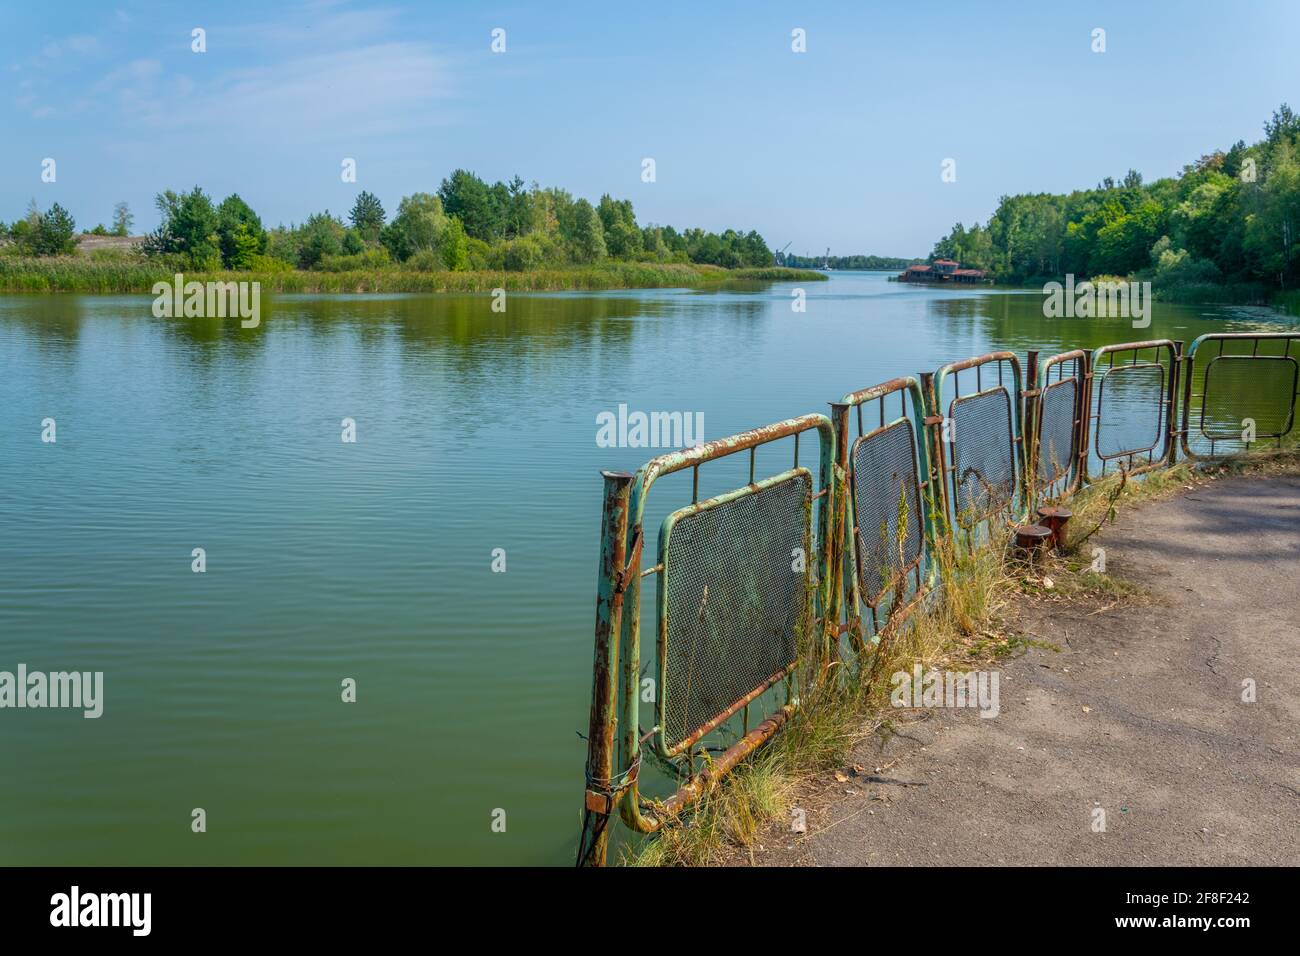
[832,376,937,652]
[1179,332,1300,460]
[578,333,1297,866]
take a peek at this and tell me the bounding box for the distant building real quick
[895,258,987,284]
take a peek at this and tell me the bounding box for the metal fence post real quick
[827,402,852,657]
[1169,340,1184,467]
[1077,350,1094,487]
[918,372,950,540]
[578,470,633,867]
[1023,350,1040,511]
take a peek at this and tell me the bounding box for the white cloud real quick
[84,42,452,140]
[39,34,101,60]
[12,2,455,134]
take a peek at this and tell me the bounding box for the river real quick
[0,272,1293,864]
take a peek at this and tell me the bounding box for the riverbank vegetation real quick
[0,253,818,294]
[0,168,829,292]
[928,104,1300,308]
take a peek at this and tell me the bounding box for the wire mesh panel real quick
[1037,378,1078,486]
[949,387,1016,525]
[1094,363,1165,459]
[851,420,923,608]
[1200,356,1298,440]
[658,469,811,753]
[1181,334,1300,460]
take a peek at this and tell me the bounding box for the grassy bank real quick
[1151,280,1273,305]
[0,255,825,294]
[996,276,1284,308]
[1273,289,1300,317]
[629,448,1300,866]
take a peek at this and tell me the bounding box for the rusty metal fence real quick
[578,416,835,866]
[831,376,939,652]
[579,332,1296,865]
[934,352,1025,532]
[1088,340,1181,478]
[1180,332,1300,460]
[1027,349,1090,502]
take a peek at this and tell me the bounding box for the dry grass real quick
[626,514,1018,866]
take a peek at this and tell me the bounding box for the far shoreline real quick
[0,258,826,295]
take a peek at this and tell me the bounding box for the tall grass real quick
[628,518,1016,867]
[1273,289,1300,317]
[1151,280,1272,305]
[0,255,826,294]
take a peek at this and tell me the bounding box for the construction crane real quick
[823,247,832,271]
[773,241,791,266]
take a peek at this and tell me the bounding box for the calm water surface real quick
[1,272,1293,864]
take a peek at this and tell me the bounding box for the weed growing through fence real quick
[626,488,1016,866]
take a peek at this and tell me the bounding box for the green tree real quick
[380,192,448,262]
[111,201,133,237]
[1092,199,1165,275]
[597,194,641,258]
[296,212,346,269]
[505,176,531,239]
[216,194,266,269]
[1264,103,1300,148]
[341,229,365,255]
[503,235,544,271]
[438,216,469,270]
[438,169,503,242]
[348,191,386,241]
[228,224,262,270]
[1244,141,1300,285]
[144,187,220,268]
[564,199,606,263]
[20,202,79,256]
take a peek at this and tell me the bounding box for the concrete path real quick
[758,474,1300,866]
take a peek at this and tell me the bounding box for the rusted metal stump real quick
[1036,506,1073,552]
[1012,524,1052,563]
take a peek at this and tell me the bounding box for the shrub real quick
[248,254,295,273]
[503,236,544,271]
[402,249,444,272]
[317,248,391,272]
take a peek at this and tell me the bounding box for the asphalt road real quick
[757,474,1300,866]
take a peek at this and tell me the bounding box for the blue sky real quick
[2,0,1297,257]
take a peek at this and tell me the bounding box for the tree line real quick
[3,171,775,273]
[930,104,1300,291]
[779,253,923,271]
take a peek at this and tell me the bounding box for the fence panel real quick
[1087,340,1180,479]
[658,468,810,754]
[1180,332,1300,460]
[832,377,937,649]
[934,352,1024,530]
[580,414,836,854]
[1027,349,1090,504]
